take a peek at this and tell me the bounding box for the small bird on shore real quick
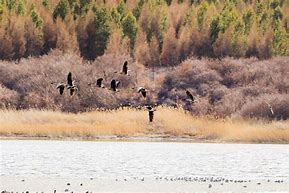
[138,87,148,98]
[110,79,120,92]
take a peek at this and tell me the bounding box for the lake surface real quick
[1,140,289,180]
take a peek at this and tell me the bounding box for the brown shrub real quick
[236,94,289,120]
[1,51,289,120]
[157,57,289,119]
[0,84,19,108]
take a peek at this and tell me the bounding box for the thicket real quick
[0,0,288,64]
[0,51,288,120]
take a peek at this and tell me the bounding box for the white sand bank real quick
[1,176,289,193]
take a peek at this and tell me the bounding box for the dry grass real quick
[1,107,289,143]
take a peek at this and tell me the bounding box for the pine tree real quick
[53,0,70,21]
[121,11,138,51]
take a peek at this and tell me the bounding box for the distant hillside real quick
[0,0,289,63]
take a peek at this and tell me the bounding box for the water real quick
[1,140,289,180]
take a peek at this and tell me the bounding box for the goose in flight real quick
[186,90,197,103]
[122,61,129,75]
[138,87,148,98]
[56,83,65,95]
[145,105,156,122]
[88,78,105,88]
[51,82,65,95]
[115,61,130,75]
[67,72,78,96]
[110,79,120,92]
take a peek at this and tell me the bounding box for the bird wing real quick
[186,90,194,101]
[116,80,120,88]
[122,61,128,74]
[59,87,64,95]
[111,80,116,90]
[67,72,73,86]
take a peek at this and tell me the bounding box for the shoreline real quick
[1,176,289,193]
[1,135,289,144]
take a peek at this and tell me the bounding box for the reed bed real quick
[1,107,289,143]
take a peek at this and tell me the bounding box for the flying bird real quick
[138,87,148,98]
[69,86,78,96]
[88,78,105,88]
[110,79,120,92]
[122,61,129,75]
[51,82,66,95]
[115,61,130,75]
[67,72,73,88]
[185,90,197,103]
[145,105,156,122]
[66,72,78,96]
[96,78,105,88]
[56,83,65,95]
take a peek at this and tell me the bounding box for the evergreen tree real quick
[53,0,70,21]
[121,11,138,50]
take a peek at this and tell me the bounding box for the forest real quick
[0,0,288,63]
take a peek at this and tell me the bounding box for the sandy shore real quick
[0,135,220,143]
[1,176,288,193]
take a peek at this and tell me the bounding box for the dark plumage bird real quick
[56,83,65,95]
[145,105,156,122]
[115,61,130,75]
[66,72,78,96]
[51,82,65,95]
[122,61,129,75]
[138,87,147,98]
[96,78,104,88]
[186,90,197,103]
[69,86,78,96]
[67,72,73,88]
[110,79,120,91]
[88,78,105,88]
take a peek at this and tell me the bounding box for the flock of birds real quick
[51,60,275,120]
[51,61,198,122]
[2,177,284,193]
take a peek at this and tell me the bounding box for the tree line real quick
[0,0,288,65]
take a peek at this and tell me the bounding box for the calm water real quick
[1,140,289,180]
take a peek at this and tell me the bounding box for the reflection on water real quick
[1,140,289,179]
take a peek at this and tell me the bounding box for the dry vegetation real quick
[1,107,289,143]
[1,1,289,143]
[0,51,289,121]
[0,52,288,143]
